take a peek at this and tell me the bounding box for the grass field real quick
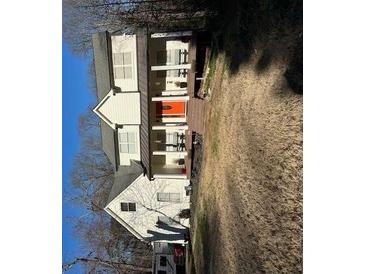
[189,1,303,272]
[189,2,304,270]
[191,48,303,273]
[192,51,303,273]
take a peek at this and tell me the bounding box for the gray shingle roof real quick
[92,32,118,169]
[105,160,144,206]
[92,32,114,101]
[100,120,117,170]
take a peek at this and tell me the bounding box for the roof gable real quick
[93,89,141,128]
[105,176,190,243]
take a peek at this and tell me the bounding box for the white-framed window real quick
[119,132,136,154]
[157,192,181,203]
[121,202,136,212]
[113,52,133,79]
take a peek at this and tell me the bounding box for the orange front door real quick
[156,101,186,117]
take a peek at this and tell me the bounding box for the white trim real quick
[152,151,188,157]
[161,117,187,123]
[151,31,192,38]
[104,173,145,241]
[93,89,141,127]
[152,95,190,102]
[134,36,139,90]
[92,89,115,129]
[153,174,188,179]
[161,90,187,96]
[151,64,191,71]
[152,125,188,130]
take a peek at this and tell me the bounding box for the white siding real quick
[111,35,138,91]
[153,242,177,274]
[117,126,141,165]
[98,92,141,125]
[106,176,190,243]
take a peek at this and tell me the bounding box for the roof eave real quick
[104,207,145,241]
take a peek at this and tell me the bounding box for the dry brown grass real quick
[191,51,303,273]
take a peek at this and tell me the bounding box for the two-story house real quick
[92,29,197,243]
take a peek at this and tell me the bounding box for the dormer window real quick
[113,52,133,79]
[121,202,136,212]
[119,132,136,154]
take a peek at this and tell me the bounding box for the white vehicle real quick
[152,242,186,274]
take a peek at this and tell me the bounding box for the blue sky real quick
[62,42,96,273]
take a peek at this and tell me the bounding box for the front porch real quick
[138,29,207,180]
[147,31,194,180]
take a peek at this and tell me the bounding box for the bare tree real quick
[64,107,152,273]
[63,0,209,55]
[66,216,152,273]
[63,253,151,273]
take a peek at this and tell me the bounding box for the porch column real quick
[152,95,189,102]
[151,64,191,71]
[161,90,187,96]
[152,125,188,131]
[152,151,188,157]
[153,174,188,179]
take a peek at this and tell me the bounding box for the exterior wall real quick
[97,91,141,126]
[117,126,141,165]
[153,242,176,274]
[111,35,138,91]
[106,176,190,243]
